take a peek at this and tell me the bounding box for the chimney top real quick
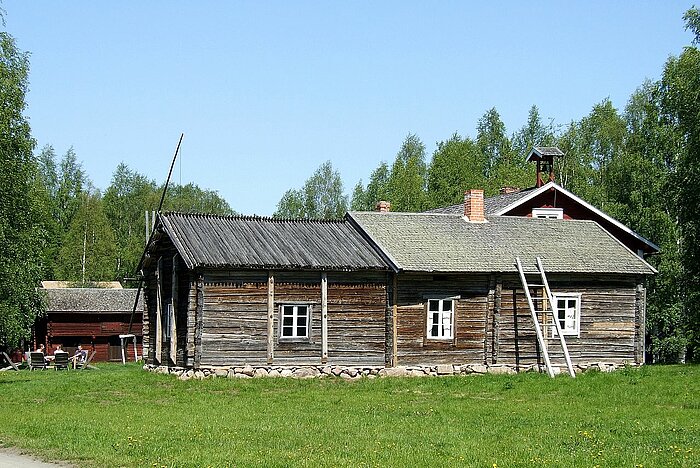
[499,186,520,195]
[464,189,485,222]
[375,200,391,213]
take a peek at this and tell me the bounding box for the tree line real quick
[0,16,232,348]
[275,8,700,363]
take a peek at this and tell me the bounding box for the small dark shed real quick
[37,283,143,361]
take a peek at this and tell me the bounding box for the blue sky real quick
[3,1,694,216]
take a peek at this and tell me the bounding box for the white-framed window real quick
[532,207,564,219]
[552,293,581,337]
[426,298,454,340]
[280,305,310,339]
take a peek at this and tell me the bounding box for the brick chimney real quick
[499,186,520,195]
[464,189,485,222]
[375,200,391,213]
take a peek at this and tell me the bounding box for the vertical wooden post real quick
[493,276,502,364]
[267,272,275,364]
[170,254,179,365]
[321,272,328,364]
[392,274,398,367]
[155,257,163,364]
[194,274,204,368]
[635,281,646,365]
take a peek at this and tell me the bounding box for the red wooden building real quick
[36,282,143,361]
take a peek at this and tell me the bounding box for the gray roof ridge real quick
[350,210,460,217]
[162,211,347,224]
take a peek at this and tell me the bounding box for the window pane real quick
[431,324,438,337]
[297,306,308,317]
[297,315,307,327]
[283,316,293,327]
[429,300,439,311]
[443,300,452,312]
[297,326,306,337]
[282,326,293,337]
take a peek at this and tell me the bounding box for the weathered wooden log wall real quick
[141,233,646,369]
[327,271,386,366]
[197,270,386,367]
[45,312,143,361]
[495,274,643,369]
[391,272,645,368]
[393,273,490,366]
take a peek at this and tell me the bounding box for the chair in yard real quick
[0,351,21,372]
[29,352,47,371]
[79,350,98,371]
[53,352,69,370]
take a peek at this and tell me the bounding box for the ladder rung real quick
[528,284,545,288]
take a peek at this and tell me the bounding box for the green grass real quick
[0,364,698,467]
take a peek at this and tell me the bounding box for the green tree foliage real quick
[476,108,512,179]
[274,161,348,219]
[387,134,427,212]
[57,192,117,283]
[34,145,62,279]
[56,147,87,233]
[351,162,392,211]
[163,183,234,215]
[350,180,367,211]
[511,105,556,161]
[661,7,700,360]
[426,133,485,208]
[0,31,46,348]
[554,99,627,207]
[103,163,158,281]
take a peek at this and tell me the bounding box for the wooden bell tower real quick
[526,147,565,187]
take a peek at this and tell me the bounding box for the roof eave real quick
[492,182,660,253]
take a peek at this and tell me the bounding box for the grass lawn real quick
[0,364,698,467]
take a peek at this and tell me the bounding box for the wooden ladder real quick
[515,256,576,378]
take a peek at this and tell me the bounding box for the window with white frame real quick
[280,305,310,339]
[426,298,454,339]
[552,293,581,336]
[532,207,564,219]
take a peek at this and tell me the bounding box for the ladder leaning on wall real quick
[515,256,576,378]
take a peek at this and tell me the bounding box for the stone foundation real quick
[144,361,633,380]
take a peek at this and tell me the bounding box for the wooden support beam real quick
[321,272,328,363]
[493,276,502,364]
[194,274,204,368]
[267,272,275,364]
[170,254,178,365]
[155,257,163,364]
[392,274,398,367]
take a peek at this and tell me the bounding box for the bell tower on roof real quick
[526,147,565,187]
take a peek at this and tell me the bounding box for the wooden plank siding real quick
[143,247,646,369]
[196,270,387,367]
[393,273,490,366]
[497,274,642,369]
[391,272,644,368]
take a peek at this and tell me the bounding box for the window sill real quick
[278,338,311,343]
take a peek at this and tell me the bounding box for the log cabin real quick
[140,188,655,374]
[139,215,389,368]
[348,199,654,372]
[37,282,143,361]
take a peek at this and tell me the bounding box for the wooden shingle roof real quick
[347,212,656,275]
[158,212,387,271]
[43,288,142,314]
[425,188,536,216]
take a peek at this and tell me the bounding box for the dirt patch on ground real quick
[0,447,75,468]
